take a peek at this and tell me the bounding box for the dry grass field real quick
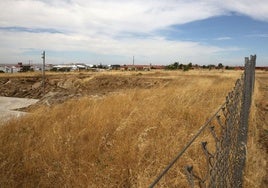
[244,71,268,187]
[0,70,267,187]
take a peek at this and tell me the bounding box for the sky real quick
[0,0,268,66]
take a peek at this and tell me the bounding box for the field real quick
[0,70,267,187]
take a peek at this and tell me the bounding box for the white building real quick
[0,65,22,73]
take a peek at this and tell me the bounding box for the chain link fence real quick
[150,55,256,188]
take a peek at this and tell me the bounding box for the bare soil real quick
[0,72,171,110]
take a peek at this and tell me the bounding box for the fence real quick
[150,55,256,187]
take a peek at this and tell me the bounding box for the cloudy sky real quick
[0,0,268,66]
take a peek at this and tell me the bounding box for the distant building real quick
[51,63,89,71]
[0,65,5,73]
[110,64,121,70]
[150,65,166,70]
[0,63,23,73]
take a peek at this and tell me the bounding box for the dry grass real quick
[244,72,268,188]
[1,70,258,187]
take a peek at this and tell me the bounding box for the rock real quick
[4,80,11,85]
[32,82,42,89]
[57,79,74,89]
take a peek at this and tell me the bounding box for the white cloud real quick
[0,0,267,65]
[0,0,226,34]
[0,29,240,65]
[215,37,232,40]
[219,0,268,22]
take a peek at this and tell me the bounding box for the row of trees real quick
[165,62,230,71]
[165,62,191,71]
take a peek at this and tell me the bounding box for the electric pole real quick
[41,51,45,95]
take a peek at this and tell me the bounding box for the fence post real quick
[233,55,256,187]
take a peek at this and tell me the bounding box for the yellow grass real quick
[244,72,268,188]
[1,70,263,187]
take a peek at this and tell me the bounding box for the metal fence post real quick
[233,55,256,187]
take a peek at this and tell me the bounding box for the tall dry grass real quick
[244,73,267,188]
[0,71,243,187]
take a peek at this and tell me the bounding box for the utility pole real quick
[133,56,134,65]
[41,51,46,95]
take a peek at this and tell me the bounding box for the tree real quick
[218,63,224,69]
[174,62,179,69]
[188,62,192,68]
[183,65,189,71]
[202,65,207,69]
[165,62,179,70]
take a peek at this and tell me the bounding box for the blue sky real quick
[0,0,268,66]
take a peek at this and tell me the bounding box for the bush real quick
[183,65,189,71]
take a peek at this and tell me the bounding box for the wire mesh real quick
[150,55,256,187]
